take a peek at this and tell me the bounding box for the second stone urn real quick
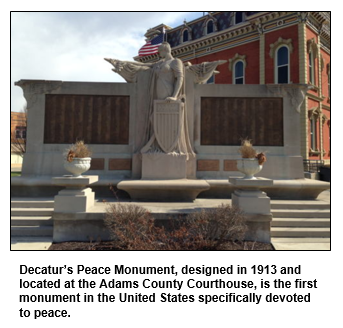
[236,158,262,179]
[64,158,91,178]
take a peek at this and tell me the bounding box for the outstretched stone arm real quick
[186,60,227,84]
[104,58,152,83]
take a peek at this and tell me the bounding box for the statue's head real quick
[158,42,172,58]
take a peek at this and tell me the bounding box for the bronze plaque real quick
[201,97,283,146]
[224,160,238,171]
[90,158,105,170]
[109,159,132,171]
[197,160,220,171]
[44,95,130,144]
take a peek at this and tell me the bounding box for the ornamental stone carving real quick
[266,84,310,113]
[228,53,247,71]
[307,38,318,58]
[269,37,293,58]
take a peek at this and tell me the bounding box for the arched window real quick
[235,12,244,24]
[234,61,244,84]
[309,50,315,84]
[183,29,189,43]
[207,20,214,34]
[275,46,290,84]
[309,108,320,153]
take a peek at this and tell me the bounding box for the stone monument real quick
[105,42,227,201]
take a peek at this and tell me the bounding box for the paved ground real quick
[11,237,52,250]
[11,189,330,251]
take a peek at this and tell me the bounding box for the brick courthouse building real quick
[136,12,331,164]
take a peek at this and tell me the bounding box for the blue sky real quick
[11,12,204,111]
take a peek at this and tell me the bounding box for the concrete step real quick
[11,226,53,237]
[11,216,53,227]
[271,238,330,250]
[271,200,330,210]
[271,227,330,238]
[11,208,54,217]
[271,209,330,218]
[11,198,54,208]
[271,218,330,228]
[271,237,330,243]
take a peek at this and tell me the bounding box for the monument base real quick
[142,153,188,179]
[117,179,210,202]
[52,176,98,213]
[230,177,274,243]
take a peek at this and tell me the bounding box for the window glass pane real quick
[207,21,213,34]
[277,46,288,66]
[309,52,313,83]
[183,30,188,42]
[236,12,243,24]
[278,66,288,83]
[235,61,243,78]
[235,77,244,84]
[207,75,214,84]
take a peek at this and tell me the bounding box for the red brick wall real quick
[322,108,330,159]
[265,25,299,84]
[187,40,260,84]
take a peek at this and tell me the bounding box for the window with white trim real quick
[15,126,26,139]
[309,50,315,85]
[206,20,214,34]
[275,46,290,84]
[207,75,215,84]
[234,61,245,84]
[235,12,245,24]
[310,117,317,151]
[183,29,189,43]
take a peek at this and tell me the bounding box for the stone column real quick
[229,177,274,243]
[258,24,265,85]
[298,14,309,160]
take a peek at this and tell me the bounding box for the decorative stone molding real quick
[269,37,293,58]
[228,53,247,71]
[252,18,264,35]
[266,84,310,113]
[179,20,193,44]
[202,13,218,36]
[321,113,328,125]
[297,12,310,23]
[320,54,325,71]
[307,38,318,58]
[308,107,320,119]
[14,80,63,109]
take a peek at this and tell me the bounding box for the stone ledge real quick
[117,179,210,202]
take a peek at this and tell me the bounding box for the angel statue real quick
[105,42,226,157]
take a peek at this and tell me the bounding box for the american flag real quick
[138,32,165,57]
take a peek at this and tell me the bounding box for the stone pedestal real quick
[229,177,274,243]
[52,176,99,213]
[142,153,187,179]
[52,175,102,242]
[117,179,210,202]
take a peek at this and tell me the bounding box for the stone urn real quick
[236,158,262,179]
[64,157,91,178]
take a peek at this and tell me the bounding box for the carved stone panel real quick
[44,95,130,144]
[201,97,284,146]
